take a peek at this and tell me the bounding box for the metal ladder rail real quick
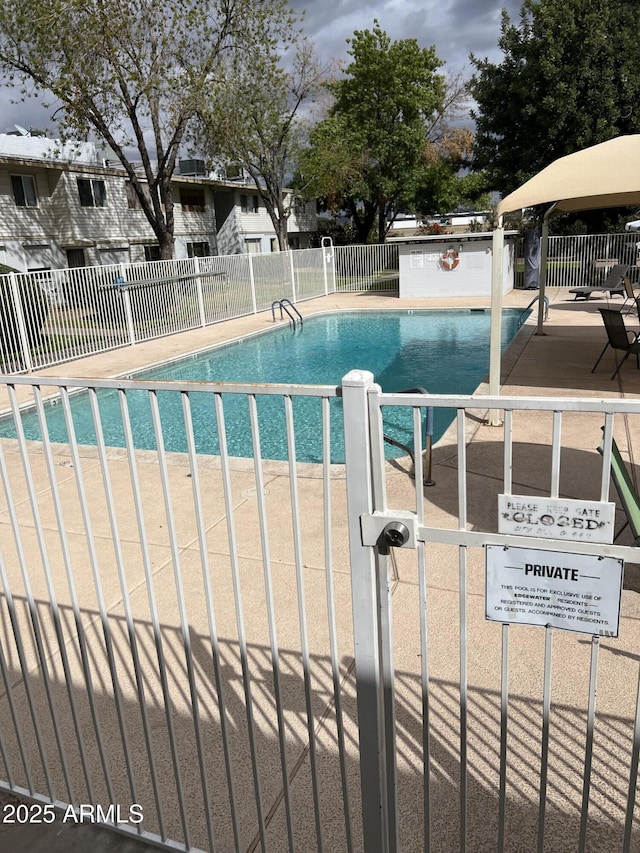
[518,294,549,327]
[279,298,303,325]
[383,386,435,486]
[271,299,303,327]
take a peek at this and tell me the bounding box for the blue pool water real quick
[1,310,526,463]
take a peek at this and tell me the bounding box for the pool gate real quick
[0,373,640,850]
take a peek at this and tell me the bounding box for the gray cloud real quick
[1,0,523,134]
[292,0,523,73]
[0,85,55,135]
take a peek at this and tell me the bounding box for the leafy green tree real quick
[414,125,490,219]
[199,37,328,250]
[299,22,446,243]
[0,0,296,258]
[470,0,640,199]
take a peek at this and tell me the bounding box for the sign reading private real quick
[485,545,623,636]
[498,494,615,543]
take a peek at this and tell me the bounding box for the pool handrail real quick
[383,386,435,486]
[271,298,303,327]
[519,295,549,327]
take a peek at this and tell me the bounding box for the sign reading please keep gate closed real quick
[498,495,616,543]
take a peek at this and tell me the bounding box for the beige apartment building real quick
[0,133,316,272]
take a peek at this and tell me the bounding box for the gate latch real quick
[360,510,418,549]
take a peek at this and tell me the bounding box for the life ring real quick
[441,248,460,271]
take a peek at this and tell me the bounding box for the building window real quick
[241,194,258,213]
[66,248,86,268]
[11,175,38,207]
[179,186,206,212]
[77,178,107,207]
[187,241,210,258]
[270,238,278,253]
[126,181,141,209]
[144,244,161,262]
[126,181,154,211]
[245,238,261,254]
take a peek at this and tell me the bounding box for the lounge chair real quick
[569,263,628,300]
[598,431,640,545]
[591,308,640,379]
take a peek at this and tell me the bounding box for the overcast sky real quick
[290,0,522,78]
[1,0,523,136]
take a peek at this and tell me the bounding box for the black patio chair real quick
[621,275,640,316]
[591,308,640,379]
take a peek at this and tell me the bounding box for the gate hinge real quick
[360,510,418,549]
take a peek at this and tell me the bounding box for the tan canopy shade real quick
[487,134,640,420]
[497,135,640,216]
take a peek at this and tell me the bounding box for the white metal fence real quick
[334,243,399,292]
[516,232,640,289]
[0,374,354,853]
[342,372,640,853]
[0,242,400,375]
[2,371,640,851]
[4,231,640,374]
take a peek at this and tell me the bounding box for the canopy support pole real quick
[487,219,504,426]
[537,203,556,335]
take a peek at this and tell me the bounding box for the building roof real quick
[387,231,518,244]
[0,133,112,165]
[0,134,300,198]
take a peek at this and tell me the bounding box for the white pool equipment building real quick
[389,231,519,298]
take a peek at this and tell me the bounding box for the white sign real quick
[409,251,424,269]
[485,545,623,636]
[498,494,615,543]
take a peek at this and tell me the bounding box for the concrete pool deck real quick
[2,286,640,852]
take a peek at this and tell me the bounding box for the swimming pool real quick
[1,309,526,462]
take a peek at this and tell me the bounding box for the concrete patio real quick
[1,286,640,852]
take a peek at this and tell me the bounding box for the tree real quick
[0,0,296,258]
[470,0,640,199]
[199,37,329,250]
[414,125,490,219]
[299,22,445,243]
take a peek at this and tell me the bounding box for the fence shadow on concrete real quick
[0,595,638,852]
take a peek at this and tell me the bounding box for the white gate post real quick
[116,263,135,345]
[342,369,396,853]
[248,253,257,314]
[321,236,333,295]
[122,288,135,345]
[488,221,505,425]
[193,256,206,327]
[289,250,297,303]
